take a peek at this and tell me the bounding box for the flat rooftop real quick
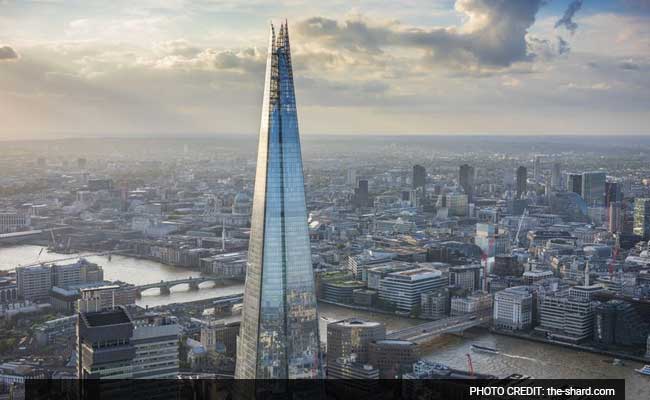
[83,308,131,327]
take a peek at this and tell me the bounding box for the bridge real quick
[135,276,229,297]
[0,227,71,245]
[18,249,131,268]
[386,313,492,344]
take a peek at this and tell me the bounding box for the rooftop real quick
[83,308,131,327]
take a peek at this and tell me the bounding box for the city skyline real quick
[1,0,649,140]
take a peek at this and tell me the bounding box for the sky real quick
[0,0,649,140]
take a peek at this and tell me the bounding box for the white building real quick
[493,286,533,330]
[379,267,447,313]
[0,212,30,233]
[16,265,52,301]
[131,314,181,379]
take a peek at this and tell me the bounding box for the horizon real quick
[1,0,649,140]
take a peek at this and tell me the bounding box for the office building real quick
[593,300,649,347]
[378,267,447,313]
[420,288,449,320]
[551,162,561,189]
[605,181,622,206]
[475,223,509,257]
[327,357,379,380]
[458,164,474,202]
[449,265,481,292]
[581,171,606,207]
[536,285,600,344]
[412,164,426,191]
[16,265,52,302]
[77,307,135,379]
[0,212,30,234]
[353,179,370,208]
[493,286,533,331]
[130,313,180,378]
[566,173,582,196]
[368,340,419,378]
[446,193,468,217]
[633,198,650,240]
[327,318,386,363]
[608,201,623,233]
[236,22,321,379]
[51,259,104,288]
[77,308,180,379]
[516,166,527,200]
[201,318,241,358]
[450,292,493,316]
[533,155,542,182]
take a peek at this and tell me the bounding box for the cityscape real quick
[1,0,650,399]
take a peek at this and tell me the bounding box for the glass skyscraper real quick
[235,22,322,379]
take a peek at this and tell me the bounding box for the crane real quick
[466,353,474,377]
[514,208,529,247]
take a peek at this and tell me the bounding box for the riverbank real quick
[491,328,650,363]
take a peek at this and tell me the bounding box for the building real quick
[551,162,561,189]
[0,212,30,234]
[516,166,527,200]
[608,201,623,233]
[475,223,509,257]
[354,179,370,208]
[35,315,78,346]
[327,357,379,380]
[378,267,447,313]
[493,286,533,330]
[449,265,481,292]
[16,265,52,302]
[321,280,365,304]
[327,318,386,363]
[459,164,474,202]
[76,283,137,312]
[235,22,322,379]
[51,259,104,288]
[446,193,468,217]
[450,292,493,316]
[368,340,418,378]
[130,313,180,379]
[201,318,240,358]
[633,198,650,240]
[567,173,582,196]
[536,285,601,344]
[593,300,649,347]
[533,155,542,182]
[0,277,17,303]
[77,308,179,380]
[420,288,449,320]
[77,307,135,379]
[413,164,426,191]
[581,171,606,207]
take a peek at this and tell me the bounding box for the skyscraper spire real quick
[235,21,322,379]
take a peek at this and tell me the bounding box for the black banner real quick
[23,379,625,400]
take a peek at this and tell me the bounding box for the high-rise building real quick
[368,340,419,378]
[633,198,650,240]
[235,22,321,379]
[533,155,542,182]
[581,171,606,207]
[608,201,623,233]
[16,265,52,302]
[327,318,385,363]
[605,181,622,206]
[551,162,561,189]
[458,164,474,202]
[516,166,527,200]
[566,173,582,196]
[353,179,370,208]
[378,267,448,313]
[412,164,426,191]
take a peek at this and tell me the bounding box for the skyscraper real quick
[412,164,426,190]
[633,198,650,240]
[533,155,542,182]
[516,166,527,200]
[581,171,606,207]
[551,162,561,189]
[235,22,322,379]
[459,164,474,202]
[567,173,582,196]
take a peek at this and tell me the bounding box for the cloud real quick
[618,60,640,70]
[555,0,583,34]
[557,36,570,55]
[0,46,19,61]
[295,0,546,70]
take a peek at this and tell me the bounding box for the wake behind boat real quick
[471,344,499,354]
[635,365,650,376]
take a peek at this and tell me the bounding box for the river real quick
[1,245,648,398]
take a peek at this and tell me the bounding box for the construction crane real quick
[466,353,474,377]
[514,208,529,247]
[608,235,620,276]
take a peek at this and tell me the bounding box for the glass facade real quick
[235,22,322,379]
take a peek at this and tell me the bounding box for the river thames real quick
[1,245,647,398]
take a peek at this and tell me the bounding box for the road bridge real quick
[135,276,228,297]
[386,313,492,344]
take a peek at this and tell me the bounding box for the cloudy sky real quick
[1,0,648,140]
